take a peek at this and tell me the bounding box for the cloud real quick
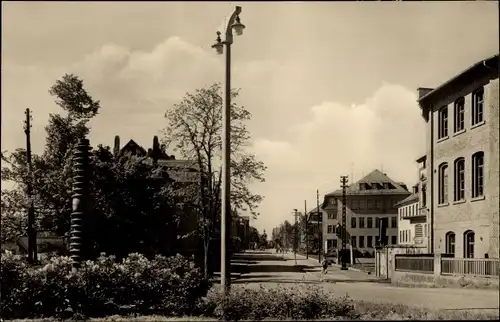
[250,82,425,231]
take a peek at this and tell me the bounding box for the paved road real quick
[232,250,500,312]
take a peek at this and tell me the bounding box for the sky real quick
[2,1,499,235]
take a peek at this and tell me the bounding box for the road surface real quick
[231,250,499,312]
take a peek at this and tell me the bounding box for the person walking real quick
[320,257,329,281]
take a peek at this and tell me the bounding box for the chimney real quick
[113,135,120,157]
[417,87,434,99]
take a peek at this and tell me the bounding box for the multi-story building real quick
[396,155,430,251]
[304,207,323,252]
[322,169,411,255]
[417,54,499,258]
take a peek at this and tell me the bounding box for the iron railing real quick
[441,258,500,277]
[395,255,434,273]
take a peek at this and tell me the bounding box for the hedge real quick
[0,251,211,319]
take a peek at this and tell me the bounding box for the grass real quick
[8,301,498,321]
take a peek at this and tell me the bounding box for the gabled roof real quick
[394,193,419,207]
[120,139,148,156]
[326,169,410,197]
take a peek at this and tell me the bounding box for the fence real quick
[395,255,434,274]
[441,258,500,277]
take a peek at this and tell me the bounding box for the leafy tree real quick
[162,83,267,277]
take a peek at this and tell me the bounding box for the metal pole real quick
[293,209,298,265]
[304,200,308,259]
[317,189,321,263]
[70,138,91,270]
[340,176,348,270]
[24,108,37,264]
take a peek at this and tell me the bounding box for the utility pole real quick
[340,176,349,270]
[317,189,322,263]
[24,108,37,264]
[304,200,308,259]
[293,209,298,265]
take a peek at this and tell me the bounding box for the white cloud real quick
[251,83,426,231]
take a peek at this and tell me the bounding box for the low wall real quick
[392,270,499,289]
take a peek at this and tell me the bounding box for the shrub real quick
[0,251,211,319]
[197,284,356,321]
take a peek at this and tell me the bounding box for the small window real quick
[415,224,423,238]
[454,98,465,132]
[330,198,337,205]
[464,230,475,258]
[351,199,358,210]
[367,236,373,248]
[367,217,373,228]
[327,225,333,233]
[391,216,397,228]
[454,158,465,201]
[421,184,427,207]
[332,239,337,248]
[327,239,333,248]
[328,212,335,219]
[374,199,380,209]
[359,217,365,228]
[367,199,373,209]
[351,217,356,228]
[445,231,455,256]
[351,236,357,248]
[358,200,365,209]
[359,236,365,248]
[472,152,484,198]
[438,106,449,139]
[391,236,397,245]
[375,218,380,228]
[438,163,449,204]
[472,88,484,125]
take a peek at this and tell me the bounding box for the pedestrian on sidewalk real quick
[320,257,328,281]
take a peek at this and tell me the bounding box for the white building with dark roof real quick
[322,169,411,255]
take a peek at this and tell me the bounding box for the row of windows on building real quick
[445,230,476,258]
[399,224,428,243]
[399,203,420,220]
[438,151,484,204]
[437,87,484,140]
[326,198,399,214]
[326,216,397,233]
[326,235,398,249]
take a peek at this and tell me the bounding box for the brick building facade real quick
[417,54,499,258]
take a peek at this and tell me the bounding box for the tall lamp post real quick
[211,6,246,295]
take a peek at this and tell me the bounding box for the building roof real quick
[325,169,410,197]
[141,158,200,183]
[418,54,499,105]
[394,193,419,207]
[416,155,427,163]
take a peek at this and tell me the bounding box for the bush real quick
[0,251,211,319]
[197,284,356,320]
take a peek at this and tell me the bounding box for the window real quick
[367,217,373,228]
[454,158,465,201]
[374,199,380,209]
[424,224,428,237]
[351,200,358,210]
[403,230,407,243]
[359,217,365,228]
[359,236,365,248]
[415,224,423,238]
[438,106,448,139]
[328,212,335,219]
[327,225,333,233]
[472,152,484,198]
[464,230,475,258]
[367,199,373,209]
[375,218,380,228]
[351,217,356,228]
[351,236,356,248]
[359,200,365,209]
[327,239,333,248]
[391,236,397,245]
[399,231,402,243]
[445,231,455,256]
[391,216,397,228]
[332,239,337,248]
[367,236,373,248]
[438,163,449,204]
[454,98,465,132]
[421,184,427,207]
[472,87,484,125]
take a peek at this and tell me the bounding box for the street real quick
[231,250,500,312]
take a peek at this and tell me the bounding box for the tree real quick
[1,74,101,240]
[162,83,267,278]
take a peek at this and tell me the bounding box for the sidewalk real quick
[279,251,322,268]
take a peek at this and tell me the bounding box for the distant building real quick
[417,54,499,258]
[322,169,411,255]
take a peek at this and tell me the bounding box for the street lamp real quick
[211,6,246,295]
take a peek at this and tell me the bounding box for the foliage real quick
[0,251,211,320]
[162,83,267,277]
